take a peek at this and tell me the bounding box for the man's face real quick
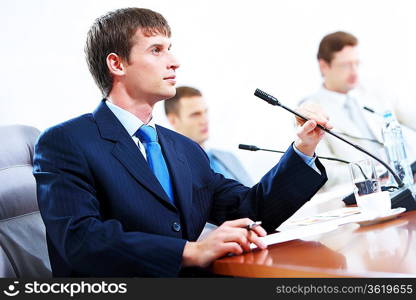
[320,46,359,94]
[122,29,180,103]
[168,96,209,145]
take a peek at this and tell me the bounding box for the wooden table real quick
[212,210,416,277]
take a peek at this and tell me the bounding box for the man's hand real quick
[294,102,332,156]
[182,218,267,268]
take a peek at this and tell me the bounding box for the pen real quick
[245,221,262,231]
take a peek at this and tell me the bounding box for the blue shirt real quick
[293,145,320,174]
[206,150,238,180]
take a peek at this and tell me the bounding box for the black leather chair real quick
[0,125,51,277]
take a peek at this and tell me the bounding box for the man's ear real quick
[167,113,178,128]
[106,53,126,76]
[318,59,330,77]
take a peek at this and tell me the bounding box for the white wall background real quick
[1,0,416,181]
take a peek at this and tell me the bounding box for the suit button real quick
[172,222,181,232]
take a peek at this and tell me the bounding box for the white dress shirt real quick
[106,100,156,161]
[300,85,416,190]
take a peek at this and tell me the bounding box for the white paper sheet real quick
[250,223,339,249]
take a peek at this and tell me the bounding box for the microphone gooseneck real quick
[238,144,350,164]
[253,88,405,188]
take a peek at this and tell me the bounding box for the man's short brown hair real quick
[317,31,358,64]
[164,86,202,116]
[85,8,171,97]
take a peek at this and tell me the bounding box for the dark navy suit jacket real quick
[33,100,327,277]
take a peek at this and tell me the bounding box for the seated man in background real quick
[165,86,253,187]
[299,31,416,190]
[34,7,329,277]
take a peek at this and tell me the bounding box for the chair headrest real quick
[0,125,41,220]
[0,125,40,169]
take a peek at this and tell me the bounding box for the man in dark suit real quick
[33,8,330,277]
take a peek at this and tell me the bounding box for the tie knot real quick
[135,125,157,143]
[344,95,356,108]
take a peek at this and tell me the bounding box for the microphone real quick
[238,144,350,164]
[363,105,386,117]
[239,143,392,192]
[363,106,376,114]
[238,144,262,152]
[254,89,416,210]
[254,88,405,189]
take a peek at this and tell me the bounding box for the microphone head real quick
[238,144,259,151]
[254,89,280,106]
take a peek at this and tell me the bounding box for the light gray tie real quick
[344,96,376,140]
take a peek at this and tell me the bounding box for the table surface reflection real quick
[212,210,416,277]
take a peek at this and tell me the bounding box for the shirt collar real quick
[105,100,156,137]
[318,84,358,109]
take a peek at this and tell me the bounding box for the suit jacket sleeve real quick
[208,144,327,233]
[33,125,186,277]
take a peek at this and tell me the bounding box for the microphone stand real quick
[253,89,416,211]
[254,88,405,189]
[239,143,395,192]
[238,144,350,164]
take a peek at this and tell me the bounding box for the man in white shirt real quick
[300,31,416,190]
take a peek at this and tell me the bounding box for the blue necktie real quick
[135,125,174,204]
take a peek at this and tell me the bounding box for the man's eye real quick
[152,47,161,54]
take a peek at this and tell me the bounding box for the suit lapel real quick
[157,126,193,236]
[93,101,175,209]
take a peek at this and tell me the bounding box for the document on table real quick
[289,207,361,226]
[278,207,365,231]
[250,223,339,249]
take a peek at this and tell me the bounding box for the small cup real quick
[349,159,391,215]
[355,190,391,215]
